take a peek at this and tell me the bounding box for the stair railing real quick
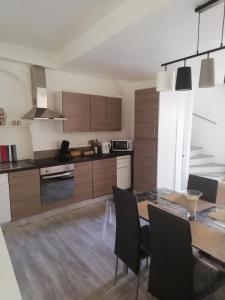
[193,113,217,125]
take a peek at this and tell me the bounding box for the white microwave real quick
[111,140,133,151]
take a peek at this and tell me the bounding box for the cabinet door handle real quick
[154,120,157,137]
[154,144,157,162]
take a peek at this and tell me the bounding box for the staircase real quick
[189,146,225,181]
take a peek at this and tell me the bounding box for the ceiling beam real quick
[0,42,58,69]
[58,0,168,68]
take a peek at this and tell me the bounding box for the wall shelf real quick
[0,125,30,129]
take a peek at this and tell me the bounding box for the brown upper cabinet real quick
[62,92,91,132]
[106,97,122,131]
[91,95,107,131]
[134,89,159,139]
[54,92,122,132]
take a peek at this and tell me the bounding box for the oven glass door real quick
[41,172,75,205]
[112,141,128,151]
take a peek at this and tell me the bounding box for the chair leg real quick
[146,257,148,267]
[122,262,128,275]
[114,256,119,285]
[109,202,113,224]
[135,272,141,300]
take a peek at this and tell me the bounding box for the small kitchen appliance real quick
[111,140,133,152]
[59,140,72,161]
[101,142,111,154]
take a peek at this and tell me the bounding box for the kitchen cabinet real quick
[106,97,122,131]
[9,169,41,220]
[55,92,122,132]
[93,158,117,198]
[91,95,107,131]
[134,139,157,191]
[134,88,158,139]
[117,155,131,189]
[134,88,159,192]
[61,92,91,132]
[0,174,11,224]
[74,161,93,202]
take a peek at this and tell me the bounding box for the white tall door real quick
[0,174,11,224]
[175,92,194,191]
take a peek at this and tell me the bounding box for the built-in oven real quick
[40,164,74,205]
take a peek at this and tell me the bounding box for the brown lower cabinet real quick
[8,158,117,220]
[74,161,93,202]
[93,158,117,198]
[134,138,157,191]
[9,169,41,220]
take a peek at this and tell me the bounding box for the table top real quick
[138,200,225,265]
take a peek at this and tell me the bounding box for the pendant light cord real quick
[221,0,225,46]
[197,11,201,54]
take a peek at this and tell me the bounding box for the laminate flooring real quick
[3,201,225,300]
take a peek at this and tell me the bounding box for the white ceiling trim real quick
[58,0,169,67]
[0,42,58,69]
[0,0,168,70]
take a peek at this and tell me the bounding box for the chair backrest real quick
[148,204,194,300]
[113,186,141,275]
[188,174,218,203]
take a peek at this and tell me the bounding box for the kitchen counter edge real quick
[0,151,133,174]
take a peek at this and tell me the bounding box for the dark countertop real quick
[0,161,38,174]
[0,151,133,174]
[28,151,133,168]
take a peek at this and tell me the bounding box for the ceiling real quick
[0,0,224,81]
[0,0,126,52]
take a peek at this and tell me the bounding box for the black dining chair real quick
[188,174,218,203]
[147,204,225,300]
[113,186,151,300]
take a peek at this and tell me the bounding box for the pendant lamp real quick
[175,61,192,91]
[156,66,175,92]
[199,54,215,88]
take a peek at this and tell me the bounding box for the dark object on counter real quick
[11,145,17,162]
[59,140,72,161]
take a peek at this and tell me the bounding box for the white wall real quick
[0,59,139,159]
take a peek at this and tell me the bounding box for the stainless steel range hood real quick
[22,66,66,120]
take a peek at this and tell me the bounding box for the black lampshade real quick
[175,66,192,91]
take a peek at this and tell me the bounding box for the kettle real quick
[102,142,111,154]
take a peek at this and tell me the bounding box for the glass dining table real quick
[137,188,225,270]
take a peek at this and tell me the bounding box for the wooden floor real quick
[3,201,225,300]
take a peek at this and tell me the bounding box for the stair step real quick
[190,172,225,181]
[191,146,203,151]
[190,163,225,174]
[190,154,214,159]
[190,154,214,166]
[190,146,204,156]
